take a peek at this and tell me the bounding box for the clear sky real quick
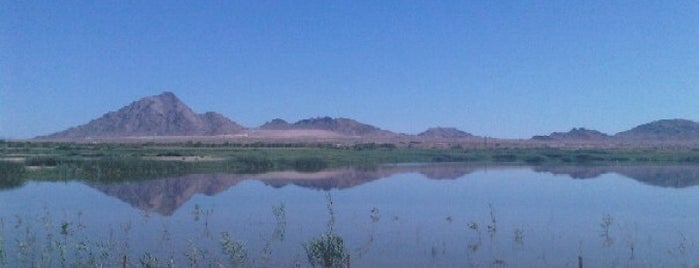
[2,1,698,139]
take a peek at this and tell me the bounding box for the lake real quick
[1,164,698,267]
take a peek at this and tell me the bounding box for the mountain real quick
[532,128,610,141]
[259,118,292,129]
[260,116,394,137]
[417,127,473,139]
[615,119,699,141]
[40,92,244,139]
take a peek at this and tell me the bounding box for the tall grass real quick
[0,162,25,190]
[7,141,699,189]
[0,202,697,267]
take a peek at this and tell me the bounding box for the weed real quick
[0,218,6,267]
[192,204,201,222]
[466,220,482,254]
[140,252,160,268]
[185,242,202,267]
[514,227,524,246]
[304,193,348,268]
[487,204,497,240]
[669,232,689,258]
[600,214,614,247]
[370,207,381,223]
[220,232,247,268]
[468,221,479,231]
[272,203,287,241]
[304,233,347,268]
[325,193,336,233]
[0,161,25,189]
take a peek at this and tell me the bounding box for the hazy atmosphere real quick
[2,1,698,139]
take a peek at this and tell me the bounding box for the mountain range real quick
[259,117,394,137]
[38,92,699,144]
[533,120,699,143]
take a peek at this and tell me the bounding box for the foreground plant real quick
[304,193,348,268]
[304,232,347,268]
[220,232,247,268]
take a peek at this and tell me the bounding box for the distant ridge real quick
[260,116,394,137]
[615,119,699,141]
[40,92,244,138]
[259,118,291,129]
[417,127,473,138]
[532,128,610,141]
[33,92,699,145]
[530,120,699,144]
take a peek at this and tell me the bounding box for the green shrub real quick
[233,156,274,173]
[293,157,327,172]
[26,157,60,167]
[493,154,517,162]
[304,233,347,268]
[0,161,26,189]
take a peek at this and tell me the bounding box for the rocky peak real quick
[418,127,473,138]
[532,127,609,141]
[259,118,292,129]
[291,117,390,136]
[615,119,699,141]
[40,92,244,138]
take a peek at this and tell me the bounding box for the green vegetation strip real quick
[3,140,699,188]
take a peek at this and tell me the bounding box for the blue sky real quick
[2,1,698,139]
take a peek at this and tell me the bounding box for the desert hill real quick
[531,120,699,144]
[39,92,395,140]
[259,116,394,137]
[417,127,473,139]
[259,118,291,129]
[40,92,244,138]
[532,128,610,142]
[614,119,699,141]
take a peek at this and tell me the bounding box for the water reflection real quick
[535,165,699,188]
[87,174,244,216]
[1,163,699,266]
[82,164,699,216]
[86,164,480,215]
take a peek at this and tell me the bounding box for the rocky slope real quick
[40,92,244,138]
[614,119,699,141]
[531,120,699,144]
[260,116,395,137]
[417,127,473,139]
[34,92,699,144]
[532,128,610,142]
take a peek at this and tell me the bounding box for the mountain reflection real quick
[88,164,699,215]
[88,174,245,216]
[88,164,480,215]
[534,165,699,188]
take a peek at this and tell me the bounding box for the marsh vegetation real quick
[2,164,699,267]
[1,199,696,267]
[5,141,699,187]
[2,141,699,266]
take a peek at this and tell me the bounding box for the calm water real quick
[1,164,698,267]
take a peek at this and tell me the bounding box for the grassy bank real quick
[3,140,699,186]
